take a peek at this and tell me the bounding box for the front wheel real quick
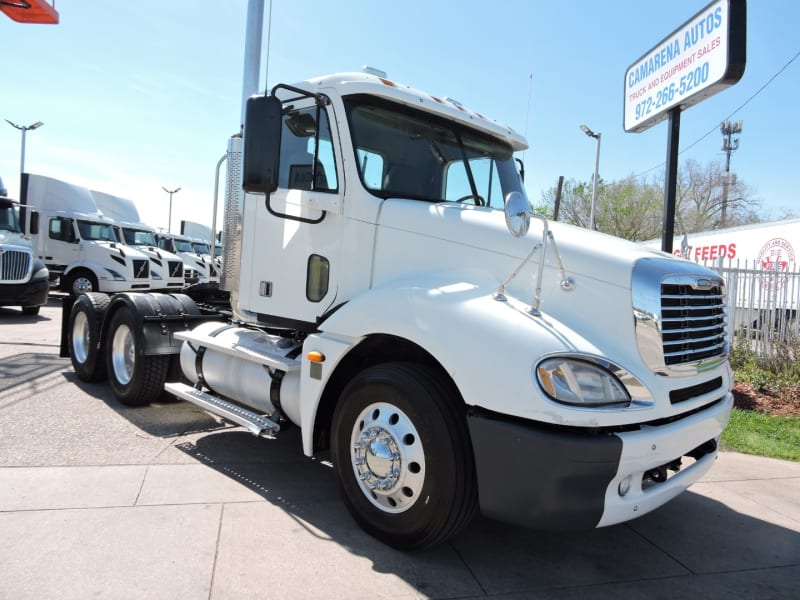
[62,270,98,295]
[331,362,477,550]
[105,306,169,406]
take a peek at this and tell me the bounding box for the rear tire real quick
[105,306,169,406]
[68,292,110,382]
[331,362,478,550]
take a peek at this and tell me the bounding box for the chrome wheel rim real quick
[350,402,425,513]
[71,311,89,364]
[111,323,135,385]
[73,276,93,294]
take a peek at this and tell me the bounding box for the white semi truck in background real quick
[155,231,219,285]
[0,176,50,315]
[91,190,186,291]
[21,174,152,295]
[61,68,733,550]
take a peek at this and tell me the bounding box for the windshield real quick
[0,203,21,233]
[123,228,157,246]
[174,239,194,252]
[77,219,117,242]
[192,242,210,255]
[344,95,526,209]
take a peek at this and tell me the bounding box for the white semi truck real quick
[91,190,186,292]
[22,174,152,295]
[0,189,50,315]
[155,231,219,285]
[62,71,733,550]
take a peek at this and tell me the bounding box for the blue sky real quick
[2,1,797,233]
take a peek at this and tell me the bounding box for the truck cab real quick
[156,232,219,285]
[22,174,151,295]
[92,191,186,292]
[0,190,49,315]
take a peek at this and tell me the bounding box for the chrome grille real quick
[634,258,729,375]
[0,247,32,283]
[661,276,727,365]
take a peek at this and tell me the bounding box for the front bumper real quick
[467,393,732,530]
[0,278,49,308]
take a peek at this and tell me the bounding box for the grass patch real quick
[721,408,800,462]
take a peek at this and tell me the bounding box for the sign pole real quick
[661,108,681,254]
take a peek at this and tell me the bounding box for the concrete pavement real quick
[1,297,798,599]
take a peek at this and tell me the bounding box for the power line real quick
[632,49,800,180]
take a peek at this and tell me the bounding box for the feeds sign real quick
[624,0,746,133]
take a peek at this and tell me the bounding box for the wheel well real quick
[311,334,465,453]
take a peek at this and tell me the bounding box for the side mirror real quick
[504,192,530,238]
[243,94,283,195]
[29,210,40,235]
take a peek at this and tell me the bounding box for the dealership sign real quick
[624,0,746,133]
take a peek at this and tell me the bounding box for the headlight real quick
[536,358,630,408]
[32,266,49,281]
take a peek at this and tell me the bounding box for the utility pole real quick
[720,120,743,228]
[162,186,181,233]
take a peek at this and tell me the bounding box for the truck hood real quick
[0,230,32,248]
[375,199,670,293]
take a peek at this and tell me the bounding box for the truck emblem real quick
[692,278,714,290]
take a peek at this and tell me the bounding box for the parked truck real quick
[0,180,50,315]
[91,190,186,292]
[155,231,219,284]
[21,174,152,295]
[62,70,732,550]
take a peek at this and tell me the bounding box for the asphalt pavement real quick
[0,296,798,599]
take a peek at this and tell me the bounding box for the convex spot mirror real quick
[504,191,530,238]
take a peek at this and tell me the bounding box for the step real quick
[164,382,280,437]
[174,329,300,372]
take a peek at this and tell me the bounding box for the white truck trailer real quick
[21,174,152,295]
[91,190,186,292]
[645,220,800,337]
[62,71,733,550]
[0,191,50,315]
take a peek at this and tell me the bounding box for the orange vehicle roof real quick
[0,1,59,24]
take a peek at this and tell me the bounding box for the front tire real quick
[105,306,169,406]
[331,362,477,550]
[62,270,98,295]
[68,292,110,382]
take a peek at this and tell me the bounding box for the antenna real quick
[523,73,533,162]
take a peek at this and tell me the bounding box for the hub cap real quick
[350,402,425,513]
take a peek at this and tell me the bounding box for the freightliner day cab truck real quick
[0,182,50,315]
[91,190,186,292]
[62,71,733,550]
[22,174,152,295]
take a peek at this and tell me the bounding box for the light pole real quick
[162,186,181,233]
[5,119,44,190]
[580,124,601,230]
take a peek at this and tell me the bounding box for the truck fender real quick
[302,271,600,452]
[103,293,206,356]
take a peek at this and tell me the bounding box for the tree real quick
[539,158,763,242]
